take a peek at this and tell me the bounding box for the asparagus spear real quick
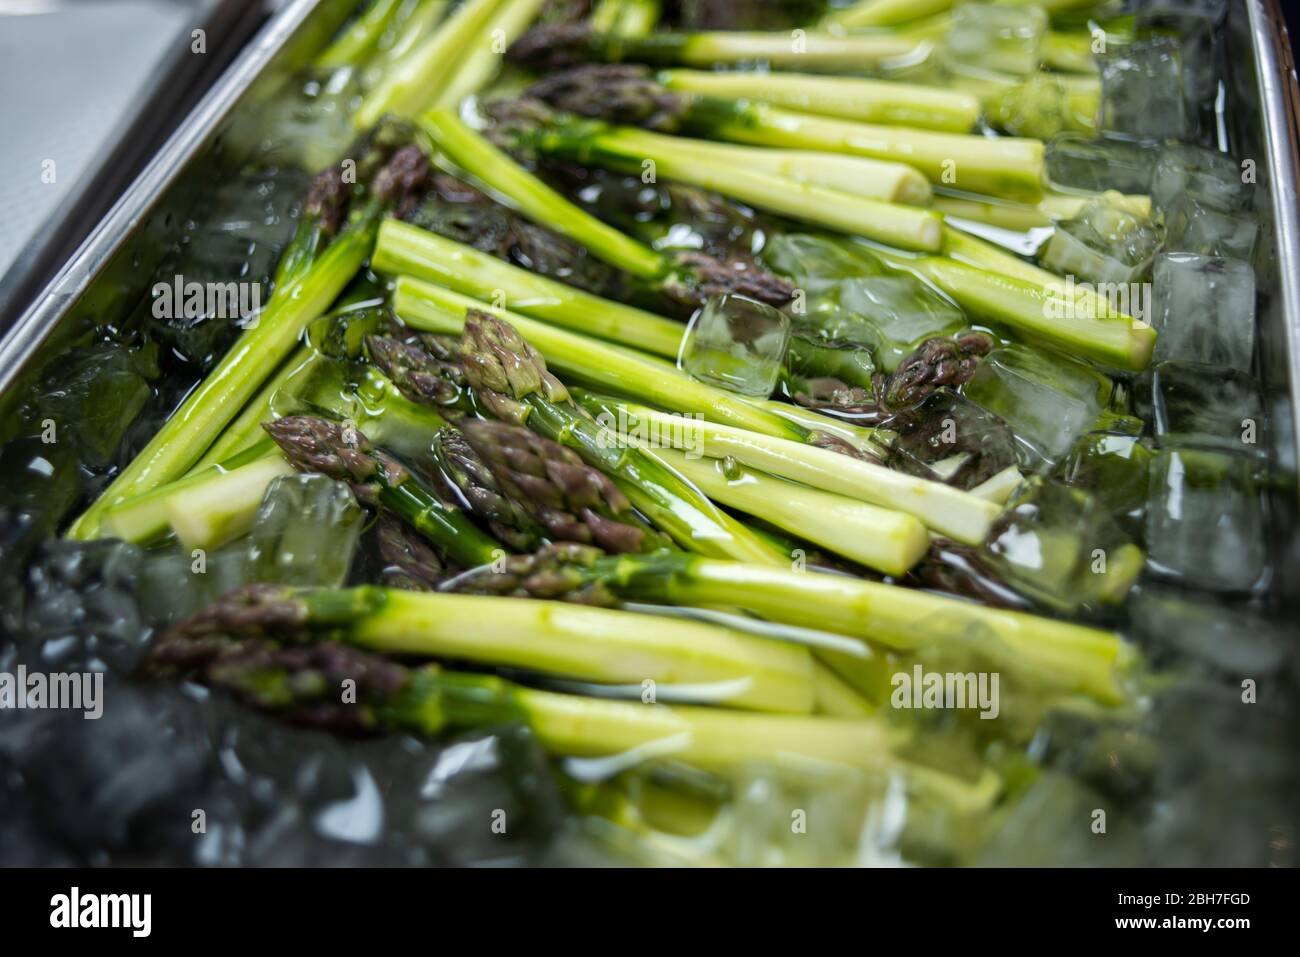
[455,313,790,564]
[67,144,432,539]
[495,105,945,249]
[153,582,818,714]
[575,393,999,544]
[434,0,549,110]
[506,22,927,72]
[823,0,953,28]
[825,0,1098,29]
[657,69,981,133]
[265,416,502,569]
[648,447,929,576]
[521,64,1047,201]
[145,629,891,770]
[453,417,657,554]
[590,0,660,37]
[873,245,1157,371]
[391,276,810,439]
[317,0,408,70]
[364,0,453,82]
[446,549,1133,703]
[190,344,316,471]
[418,108,797,309]
[372,218,685,357]
[435,399,925,575]
[356,0,509,126]
[99,438,282,545]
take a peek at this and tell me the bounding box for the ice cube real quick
[1054,431,1153,537]
[680,293,791,397]
[1045,134,1154,196]
[985,75,1082,141]
[250,474,364,587]
[876,389,1019,491]
[1137,10,1218,110]
[980,478,1143,614]
[1128,586,1291,676]
[836,274,965,371]
[136,545,258,627]
[1163,195,1259,260]
[762,233,885,300]
[1136,360,1264,452]
[1151,253,1255,371]
[944,3,1047,76]
[1151,144,1252,213]
[1144,446,1266,593]
[1098,36,1190,140]
[1040,195,1164,284]
[962,345,1106,470]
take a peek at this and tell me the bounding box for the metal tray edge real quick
[0,0,328,398]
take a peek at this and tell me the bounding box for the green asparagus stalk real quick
[1042,29,1099,74]
[157,582,818,714]
[317,0,408,70]
[265,415,502,568]
[447,549,1133,703]
[164,452,297,549]
[365,0,452,82]
[99,438,281,545]
[658,68,981,133]
[456,313,789,564]
[420,108,799,308]
[391,276,810,439]
[421,106,666,279]
[522,64,1046,201]
[507,22,927,72]
[823,0,954,28]
[434,0,548,109]
[356,0,508,127]
[146,632,892,770]
[590,0,660,37]
[191,344,316,471]
[935,191,1151,231]
[372,218,685,356]
[648,447,929,576]
[825,0,1099,29]
[878,232,1157,370]
[508,113,944,249]
[577,395,999,546]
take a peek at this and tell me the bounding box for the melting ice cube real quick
[680,293,791,397]
[1151,253,1255,371]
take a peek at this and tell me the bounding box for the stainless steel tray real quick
[1,0,1298,542]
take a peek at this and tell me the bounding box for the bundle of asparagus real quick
[43,0,1180,865]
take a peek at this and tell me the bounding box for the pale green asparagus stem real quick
[659,68,980,133]
[372,218,684,356]
[585,398,1000,546]
[640,447,929,577]
[317,0,407,70]
[434,0,548,109]
[164,453,296,550]
[420,107,667,279]
[356,0,508,126]
[530,121,943,247]
[191,344,316,471]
